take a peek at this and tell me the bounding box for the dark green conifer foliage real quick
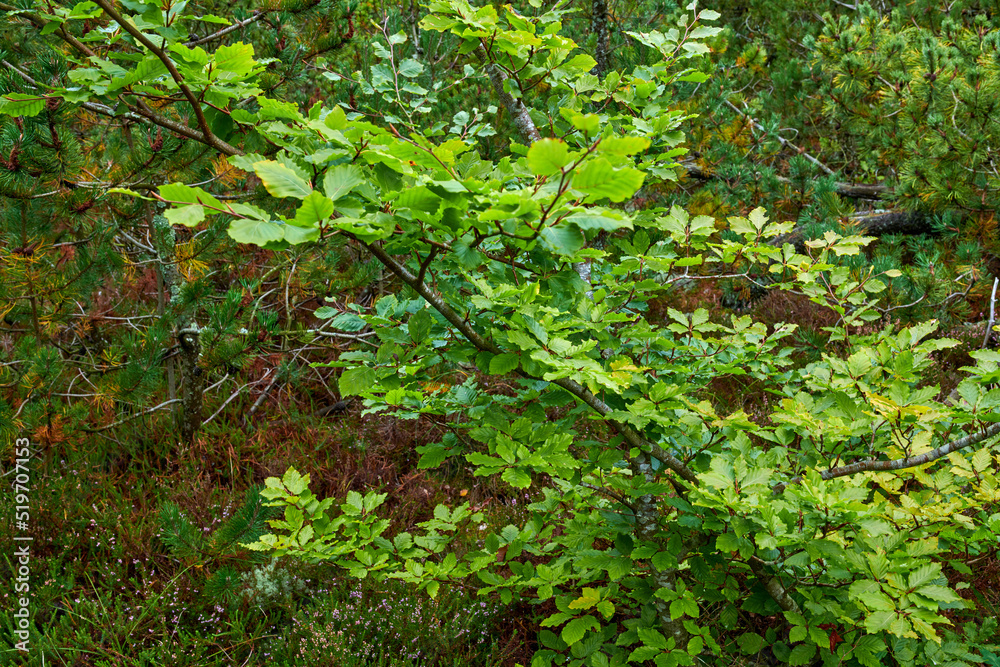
[665,0,1000,321]
[0,0,363,445]
[158,486,277,603]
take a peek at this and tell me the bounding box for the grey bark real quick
[773,422,1000,494]
[477,46,541,143]
[772,209,932,250]
[590,0,610,77]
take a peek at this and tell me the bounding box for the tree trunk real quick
[177,325,203,443]
[591,0,610,77]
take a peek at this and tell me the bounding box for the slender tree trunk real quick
[177,324,203,443]
[591,0,610,77]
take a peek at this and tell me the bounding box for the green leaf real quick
[107,188,154,200]
[257,97,304,122]
[597,136,650,156]
[254,160,313,199]
[159,183,223,210]
[568,588,601,610]
[907,563,941,590]
[293,191,334,227]
[0,94,47,117]
[915,585,961,603]
[565,212,632,231]
[408,308,432,343]
[560,615,596,646]
[737,633,763,654]
[40,19,65,35]
[560,109,600,134]
[325,106,347,130]
[540,225,585,256]
[165,205,205,227]
[561,54,597,74]
[864,611,895,634]
[715,533,740,553]
[340,366,376,396]
[502,468,531,488]
[417,444,449,469]
[571,158,645,202]
[490,353,520,374]
[527,138,571,176]
[398,58,424,77]
[228,218,285,245]
[282,224,320,245]
[323,165,364,202]
[282,466,308,495]
[788,643,816,666]
[214,42,256,79]
[638,627,667,649]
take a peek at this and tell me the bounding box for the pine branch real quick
[680,160,888,200]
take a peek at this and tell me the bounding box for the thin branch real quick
[81,399,181,433]
[773,422,1000,493]
[90,0,240,156]
[0,3,98,57]
[725,99,835,176]
[362,240,699,485]
[416,247,438,285]
[185,11,267,47]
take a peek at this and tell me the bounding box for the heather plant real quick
[242,558,309,603]
[271,579,504,666]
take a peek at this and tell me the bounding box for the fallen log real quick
[679,160,889,200]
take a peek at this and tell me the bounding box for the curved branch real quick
[362,240,699,485]
[773,421,1000,493]
[91,0,240,156]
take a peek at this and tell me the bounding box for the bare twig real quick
[725,99,835,176]
[185,11,267,47]
[81,399,182,433]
